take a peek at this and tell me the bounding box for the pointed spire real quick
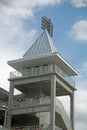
[23,30,57,59]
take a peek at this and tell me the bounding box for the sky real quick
[0,0,87,130]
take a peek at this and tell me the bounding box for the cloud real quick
[69,20,87,42]
[75,90,87,130]
[74,61,87,129]
[0,0,62,59]
[77,61,87,79]
[70,0,87,8]
[71,60,87,129]
[75,61,87,91]
[0,0,62,50]
[0,0,61,19]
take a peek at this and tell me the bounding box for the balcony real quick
[0,98,71,130]
[10,64,75,87]
[12,96,50,108]
[12,97,71,130]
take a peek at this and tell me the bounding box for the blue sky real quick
[0,0,87,130]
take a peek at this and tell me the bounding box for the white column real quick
[6,81,14,128]
[4,110,7,128]
[50,75,56,130]
[70,92,75,130]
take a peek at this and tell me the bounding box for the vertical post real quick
[70,92,75,130]
[50,75,56,130]
[6,81,14,128]
[4,110,7,128]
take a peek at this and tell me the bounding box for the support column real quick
[70,92,75,130]
[50,75,56,130]
[4,110,7,128]
[6,81,14,128]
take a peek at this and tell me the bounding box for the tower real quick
[5,17,78,130]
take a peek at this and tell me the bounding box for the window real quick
[42,64,48,73]
[34,66,40,74]
[25,67,31,76]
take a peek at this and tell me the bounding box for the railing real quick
[13,96,50,108]
[55,65,75,86]
[11,125,62,130]
[9,64,75,87]
[56,99,71,130]
[12,125,50,130]
[10,64,53,78]
[0,125,62,130]
[10,71,22,78]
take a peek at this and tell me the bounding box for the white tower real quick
[5,17,78,130]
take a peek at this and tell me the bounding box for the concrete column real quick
[6,81,14,128]
[50,75,56,130]
[70,92,75,130]
[6,113,12,128]
[4,110,7,128]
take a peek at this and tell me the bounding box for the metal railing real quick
[10,64,75,87]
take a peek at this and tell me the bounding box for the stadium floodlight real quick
[41,16,53,37]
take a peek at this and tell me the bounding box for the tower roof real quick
[8,29,78,76]
[23,29,57,59]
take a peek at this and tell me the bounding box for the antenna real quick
[41,16,53,37]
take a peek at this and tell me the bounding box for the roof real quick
[23,29,57,58]
[8,30,78,76]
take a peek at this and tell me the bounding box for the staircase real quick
[55,99,72,130]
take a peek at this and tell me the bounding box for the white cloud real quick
[0,0,62,51]
[75,90,87,130]
[75,61,87,90]
[70,0,87,8]
[64,60,87,130]
[69,20,87,42]
[0,0,61,19]
[83,61,87,68]
[74,61,87,129]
